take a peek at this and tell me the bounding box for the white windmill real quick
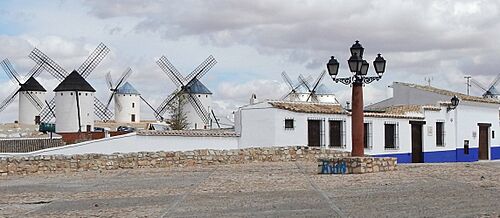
[299,70,337,103]
[0,59,46,124]
[470,73,500,98]
[281,71,313,102]
[29,43,113,133]
[104,68,140,123]
[155,55,220,129]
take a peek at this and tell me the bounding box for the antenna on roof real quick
[464,75,471,95]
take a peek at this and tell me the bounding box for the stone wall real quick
[0,146,350,176]
[318,157,397,174]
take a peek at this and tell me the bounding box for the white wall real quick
[19,91,45,125]
[456,102,500,154]
[5,132,238,156]
[55,91,94,133]
[237,102,276,148]
[115,94,141,123]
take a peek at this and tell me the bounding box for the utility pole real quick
[424,77,433,86]
[464,75,471,95]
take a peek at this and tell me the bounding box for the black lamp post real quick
[326,40,386,157]
[447,95,460,112]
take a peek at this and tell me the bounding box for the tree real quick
[166,94,190,130]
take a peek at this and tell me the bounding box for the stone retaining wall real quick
[0,146,350,176]
[318,157,397,174]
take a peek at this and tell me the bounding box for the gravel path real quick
[0,161,498,217]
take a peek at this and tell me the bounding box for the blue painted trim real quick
[456,148,478,162]
[491,146,500,160]
[372,148,481,163]
[423,150,456,163]
[372,153,411,163]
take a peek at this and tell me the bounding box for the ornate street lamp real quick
[326,40,387,157]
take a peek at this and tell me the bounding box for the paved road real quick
[0,161,499,217]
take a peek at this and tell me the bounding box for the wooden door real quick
[329,121,342,147]
[478,125,489,160]
[411,122,423,163]
[308,120,321,147]
[131,114,136,122]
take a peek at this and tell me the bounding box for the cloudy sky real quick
[1,0,499,122]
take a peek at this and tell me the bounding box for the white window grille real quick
[436,120,445,147]
[384,121,399,150]
[364,121,373,150]
[328,118,346,148]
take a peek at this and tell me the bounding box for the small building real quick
[53,71,96,133]
[235,82,500,163]
[114,82,141,123]
[18,77,46,125]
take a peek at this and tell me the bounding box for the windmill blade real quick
[140,96,164,121]
[187,93,210,125]
[105,71,113,90]
[281,71,295,89]
[1,59,22,85]
[29,48,68,81]
[94,97,114,122]
[298,75,312,92]
[24,92,43,111]
[104,93,115,112]
[40,98,56,122]
[156,91,182,118]
[157,56,185,87]
[114,67,132,89]
[211,110,221,128]
[311,70,327,92]
[280,92,293,101]
[27,61,45,79]
[78,42,110,78]
[115,96,123,112]
[185,55,217,82]
[488,73,500,89]
[306,92,314,102]
[0,88,19,113]
[470,78,488,92]
[293,74,312,91]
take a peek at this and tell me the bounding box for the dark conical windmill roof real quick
[54,70,96,92]
[19,77,46,92]
[185,78,212,94]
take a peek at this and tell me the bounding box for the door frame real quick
[477,123,491,160]
[409,121,425,163]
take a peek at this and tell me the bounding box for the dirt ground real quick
[0,161,499,217]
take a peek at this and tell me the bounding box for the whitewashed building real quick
[54,71,96,133]
[235,82,500,163]
[114,82,141,123]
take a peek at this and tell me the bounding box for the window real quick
[284,119,294,130]
[436,122,445,146]
[384,122,399,149]
[329,120,344,147]
[132,102,135,108]
[364,122,373,149]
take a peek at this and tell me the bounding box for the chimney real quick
[250,93,258,104]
